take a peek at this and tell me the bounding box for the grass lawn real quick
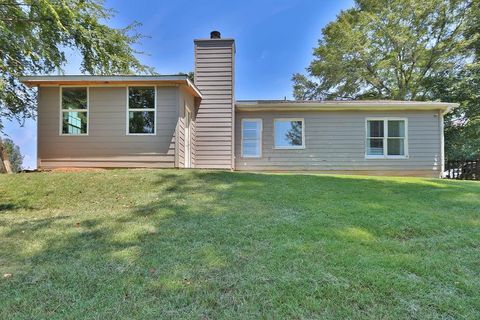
[0,170,479,319]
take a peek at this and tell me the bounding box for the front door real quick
[184,108,191,168]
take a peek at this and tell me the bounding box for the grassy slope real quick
[0,170,479,319]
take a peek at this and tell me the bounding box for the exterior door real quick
[184,108,191,168]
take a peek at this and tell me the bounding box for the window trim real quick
[241,118,263,158]
[126,85,157,136]
[273,118,305,149]
[365,117,409,159]
[59,86,89,136]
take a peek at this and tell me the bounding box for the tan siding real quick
[194,39,235,169]
[191,106,197,167]
[177,87,196,168]
[37,86,179,168]
[235,110,442,177]
[176,87,185,168]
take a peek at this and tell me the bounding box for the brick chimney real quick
[194,31,235,169]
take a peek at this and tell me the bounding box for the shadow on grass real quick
[0,201,34,213]
[1,170,479,318]
[3,216,71,237]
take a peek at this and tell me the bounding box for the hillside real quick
[1,170,479,319]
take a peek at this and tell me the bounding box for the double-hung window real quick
[241,119,262,158]
[61,87,88,135]
[127,86,156,135]
[274,119,305,149]
[366,118,408,158]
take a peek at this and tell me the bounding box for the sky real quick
[4,0,354,169]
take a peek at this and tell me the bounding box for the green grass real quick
[0,170,479,319]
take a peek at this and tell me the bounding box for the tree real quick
[0,0,153,132]
[293,0,479,159]
[428,0,480,159]
[0,138,23,173]
[285,121,303,146]
[293,0,474,101]
[426,62,480,159]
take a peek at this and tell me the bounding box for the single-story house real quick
[20,31,458,177]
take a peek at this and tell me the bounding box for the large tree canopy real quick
[293,0,479,159]
[0,0,153,131]
[293,0,474,101]
[436,0,480,159]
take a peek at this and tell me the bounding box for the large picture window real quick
[127,86,156,134]
[241,119,262,158]
[366,118,407,158]
[61,87,88,135]
[274,119,304,149]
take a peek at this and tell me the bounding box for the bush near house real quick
[0,170,479,319]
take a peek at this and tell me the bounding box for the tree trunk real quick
[0,137,13,174]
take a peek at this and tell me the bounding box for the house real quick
[20,31,458,177]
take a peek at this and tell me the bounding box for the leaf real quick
[0,0,153,132]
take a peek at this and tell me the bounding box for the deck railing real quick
[445,159,480,180]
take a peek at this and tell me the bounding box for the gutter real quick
[19,75,203,99]
[235,101,460,113]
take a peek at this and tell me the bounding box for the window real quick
[274,119,304,149]
[366,118,407,158]
[241,119,262,158]
[61,87,88,135]
[127,86,156,134]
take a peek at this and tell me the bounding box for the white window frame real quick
[365,117,409,159]
[126,85,157,136]
[241,118,262,158]
[59,86,89,136]
[274,118,305,149]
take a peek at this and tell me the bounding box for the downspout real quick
[439,105,456,178]
[440,110,445,178]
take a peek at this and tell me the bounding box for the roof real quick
[236,100,459,114]
[19,75,203,99]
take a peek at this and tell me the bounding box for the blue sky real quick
[4,0,354,169]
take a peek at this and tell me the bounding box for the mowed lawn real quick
[0,170,479,319]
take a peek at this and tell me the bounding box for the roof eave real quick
[185,78,203,99]
[19,76,203,99]
[235,102,459,113]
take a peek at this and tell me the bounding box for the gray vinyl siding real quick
[235,110,443,177]
[38,86,179,168]
[194,39,235,169]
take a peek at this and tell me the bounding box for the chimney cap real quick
[210,31,221,39]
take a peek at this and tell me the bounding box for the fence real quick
[445,159,480,180]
